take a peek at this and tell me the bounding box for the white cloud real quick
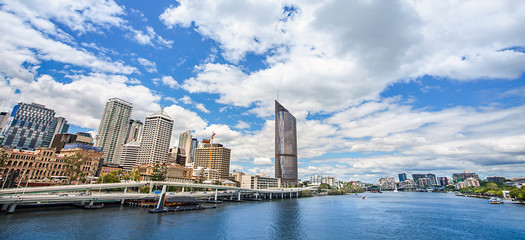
[178,95,210,113]
[254,157,272,165]
[3,73,160,129]
[234,121,250,129]
[129,26,173,48]
[153,76,179,89]
[0,10,136,82]
[195,103,210,113]
[137,57,157,73]
[166,0,525,119]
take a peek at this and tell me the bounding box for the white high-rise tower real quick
[137,110,174,165]
[95,98,133,164]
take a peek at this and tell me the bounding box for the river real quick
[1,192,524,239]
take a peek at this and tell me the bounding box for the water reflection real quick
[271,199,304,239]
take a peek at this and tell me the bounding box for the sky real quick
[0,0,524,183]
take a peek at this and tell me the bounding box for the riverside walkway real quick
[0,181,316,213]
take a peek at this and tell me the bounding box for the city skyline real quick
[0,1,524,182]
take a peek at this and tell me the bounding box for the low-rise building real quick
[240,173,281,189]
[486,176,506,184]
[132,164,193,183]
[99,164,123,176]
[1,147,102,187]
[192,167,219,181]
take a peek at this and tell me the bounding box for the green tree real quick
[101,171,120,183]
[150,164,167,181]
[319,183,331,190]
[132,170,141,181]
[0,149,8,172]
[63,153,88,183]
[486,183,499,191]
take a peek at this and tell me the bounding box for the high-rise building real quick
[125,119,143,144]
[120,141,141,172]
[452,171,479,183]
[95,98,133,164]
[177,130,193,165]
[189,138,198,167]
[137,110,173,165]
[194,143,231,179]
[437,177,449,186]
[275,101,298,187]
[0,103,55,150]
[43,116,69,147]
[412,173,437,187]
[398,173,407,182]
[0,112,9,133]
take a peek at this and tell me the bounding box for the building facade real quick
[412,173,438,187]
[1,103,56,150]
[119,141,141,172]
[133,164,193,182]
[95,98,133,164]
[398,173,407,182]
[43,116,69,148]
[124,119,143,144]
[275,101,298,187]
[437,177,449,186]
[240,173,281,189]
[0,112,9,133]
[50,132,93,152]
[379,177,396,190]
[137,111,173,165]
[452,171,479,183]
[193,143,231,179]
[486,176,506,184]
[1,147,102,186]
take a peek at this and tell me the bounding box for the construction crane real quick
[207,132,215,170]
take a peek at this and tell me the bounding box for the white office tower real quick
[178,130,193,167]
[137,110,174,165]
[125,119,143,144]
[95,98,133,164]
[120,141,140,171]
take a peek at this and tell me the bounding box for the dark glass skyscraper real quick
[275,101,298,187]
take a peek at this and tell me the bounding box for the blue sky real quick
[1,0,524,183]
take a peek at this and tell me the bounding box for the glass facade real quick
[0,102,55,150]
[275,101,298,186]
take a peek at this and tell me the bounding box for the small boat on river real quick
[489,197,504,204]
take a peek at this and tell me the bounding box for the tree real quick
[63,153,88,183]
[0,149,8,172]
[150,164,167,181]
[319,183,331,190]
[101,171,120,183]
[132,170,141,181]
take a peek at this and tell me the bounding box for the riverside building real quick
[1,147,102,187]
[275,101,298,187]
[137,110,173,165]
[240,173,281,189]
[95,98,132,164]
